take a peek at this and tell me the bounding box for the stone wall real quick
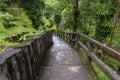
[0,31,52,80]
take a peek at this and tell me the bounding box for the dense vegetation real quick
[0,0,120,80]
[43,0,120,46]
[0,1,44,53]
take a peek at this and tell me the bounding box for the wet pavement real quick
[39,36,94,80]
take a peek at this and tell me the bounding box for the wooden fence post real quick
[76,33,80,50]
[67,33,70,43]
[87,42,93,66]
[67,33,69,42]
[72,33,76,46]
[70,33,73,44]
[65,32,67,41]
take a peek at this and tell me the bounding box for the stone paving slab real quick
[39,36,94,80]
[45,51,82,66]
[53,37,66,44]
[40,66,93,80]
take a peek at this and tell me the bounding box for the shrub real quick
[0,3,8,12]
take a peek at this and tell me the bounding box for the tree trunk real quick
[73,0,79,32]
[30,17,39,30]
[109,3,120,46]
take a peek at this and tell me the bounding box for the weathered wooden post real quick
[63,32,66,41]
[76,33,80,50]
[67,33,69,42]
[65,32,67,41]
[61,31,64,39]
[60,31,61,38]
[87,42,93,66]
[71,33,76,46]
[67,33,72,44]
[66,33,69,43]
[58,31,60,37]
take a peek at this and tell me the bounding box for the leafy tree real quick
[61,4,73,30]
[0,0,45,29]
[78,0,93,35]
[44,0,73,30]
[19,0,44,29]
[94,1,116,41]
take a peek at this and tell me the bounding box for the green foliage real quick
[113,40,120,47]
[0,3,8,12]
[92,62,109,80]
[50,25,57,31]
[44,0,68,18]
[8,8,21,16]
[78,0,117,41]
[88,1,115,41]
[95,3,108,16]
[0,39,18,47]
[0,12,14,28]
[44,0,73,30]
[19,0,44,29]
[45,0,61,13]
[61,4,73,29]
[95,21,112,41]
[78,0,94,34]
[112,24,120,47]
[0,12,13,20]
[21,11,32,27]
[19,31,39,42]
[38,26,49,32]
[0,10,35,49]
[41,16,50,27]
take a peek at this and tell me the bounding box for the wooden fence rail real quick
[56,31,120,80]
[0,31,52,80]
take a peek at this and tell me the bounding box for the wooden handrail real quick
[78,41,120,80]
[78,33,120,61]
[56,30,120,80]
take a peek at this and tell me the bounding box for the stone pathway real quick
[39,36,94,80]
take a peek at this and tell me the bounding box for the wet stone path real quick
[39,36,94,80]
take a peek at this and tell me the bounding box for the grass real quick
[78,48,110,80]
[79,48,88,61]
[0,10,36,53]
[92,62,109,80]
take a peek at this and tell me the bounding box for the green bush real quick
[0,3,8,12]
[50,25,57,31]
[0,12,14,28]
[19,32,38,42]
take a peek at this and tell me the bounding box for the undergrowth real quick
[0,10,39,53]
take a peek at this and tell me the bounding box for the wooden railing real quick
[0,31,52,80]
[56,31,120,80]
